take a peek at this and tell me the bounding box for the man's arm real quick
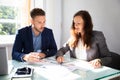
[42,29,57,57]
[12,30,25,62]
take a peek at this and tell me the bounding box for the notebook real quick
[0,47,13,75]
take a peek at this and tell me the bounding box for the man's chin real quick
[39,28,44,32]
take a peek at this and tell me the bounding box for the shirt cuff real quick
[21,55,26,62]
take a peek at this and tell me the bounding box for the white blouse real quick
[75,39,87,60]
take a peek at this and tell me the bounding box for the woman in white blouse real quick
[56,10,111,68]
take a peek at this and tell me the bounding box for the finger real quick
[28,57,40,62]
[94,64,101,69]
[96,63,101,68]
[29,54,40,59]
[90,61,95,66]
[57,57,63,63]
[39,53,46,58]
[90,61,97,68]
[56,57,61,63]
[93,62,101,68]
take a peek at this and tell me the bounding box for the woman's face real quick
[73,16,84,33]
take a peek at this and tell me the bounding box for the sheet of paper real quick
[35,64,80,80]
[27,57,110,73]
[65,60,110,72]
[62,63,82,71]
[27,58,58,66]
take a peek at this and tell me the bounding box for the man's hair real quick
[30,8,45,19]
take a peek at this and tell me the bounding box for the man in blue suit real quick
[12,8,57,62]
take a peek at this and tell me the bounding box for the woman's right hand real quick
[56,56,64,64]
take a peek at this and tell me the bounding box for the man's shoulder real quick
[44,27,52,31]
[18,26,31,32]
[41,27,53,36]
[43,27,52,33]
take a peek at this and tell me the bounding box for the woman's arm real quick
[56,44,70,58]
[96,31,112,65]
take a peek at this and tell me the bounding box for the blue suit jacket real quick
[12,26,57,61]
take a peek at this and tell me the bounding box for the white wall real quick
[62,0,120,54]
[44,0,62,49]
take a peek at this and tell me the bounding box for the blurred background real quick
[0,0,120,59]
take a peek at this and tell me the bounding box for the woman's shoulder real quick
[92,30,104,36]
[92,30,103,35]
[92,30,105,40]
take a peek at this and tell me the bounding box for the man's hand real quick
[39,53,46,59]
[23,52,46,62]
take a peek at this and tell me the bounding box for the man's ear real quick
[31,18,34,24]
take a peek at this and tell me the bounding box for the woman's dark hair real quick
[71,10,93,48]
[30,8,45,19]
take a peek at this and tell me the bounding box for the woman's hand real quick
[89,59,102,69]
[56,56,64,64]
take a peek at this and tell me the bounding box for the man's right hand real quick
[23,52,41,62]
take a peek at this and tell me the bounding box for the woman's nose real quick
[75,24,78,28]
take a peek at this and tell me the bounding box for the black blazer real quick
[12,26,57,61]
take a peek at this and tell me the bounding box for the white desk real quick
[0,57,120,80]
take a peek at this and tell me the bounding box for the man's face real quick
[32,16,46,33]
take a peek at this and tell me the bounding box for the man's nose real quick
[41,23,45,26]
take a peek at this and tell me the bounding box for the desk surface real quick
[0,57,120,80]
